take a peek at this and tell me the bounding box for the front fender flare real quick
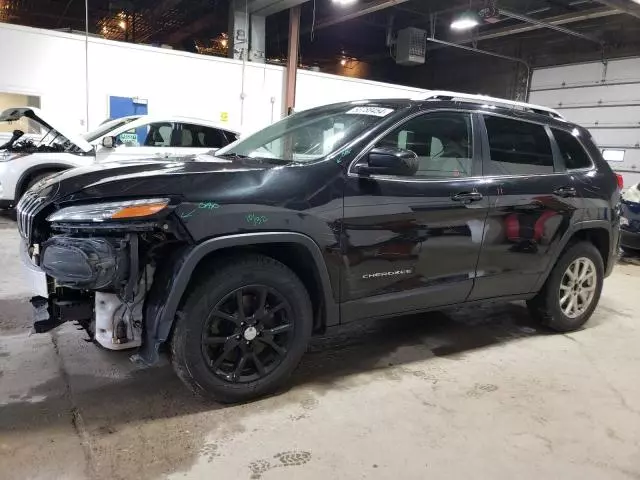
[135,232,339,365]
[16,163,73,197]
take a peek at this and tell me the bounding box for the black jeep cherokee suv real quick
[18,92,621,402]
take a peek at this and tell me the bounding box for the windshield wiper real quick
[216,153,291,165]
[216,152,250,159]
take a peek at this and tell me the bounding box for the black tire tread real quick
[170,253,312,403]
[527,241,604,332]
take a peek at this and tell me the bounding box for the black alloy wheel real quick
[201,285,294,383]
[171,254,313,403]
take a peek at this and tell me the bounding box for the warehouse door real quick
[529,58,640,186]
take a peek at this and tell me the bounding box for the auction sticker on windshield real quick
[346,106,394,117]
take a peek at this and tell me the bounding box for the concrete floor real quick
[1,214,640,480]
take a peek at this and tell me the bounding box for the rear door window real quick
[552,128,592,170]
[484,116,554,176]
[178,123,229,148]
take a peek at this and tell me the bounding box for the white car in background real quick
[0,107,240,208]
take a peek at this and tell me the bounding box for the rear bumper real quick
[621,229,640,251]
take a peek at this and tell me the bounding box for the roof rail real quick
[412,90,564,119]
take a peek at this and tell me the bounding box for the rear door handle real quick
[451,191,483,203]
[554,186,577,198]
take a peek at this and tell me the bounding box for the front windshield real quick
[83,117,140,142]
[216,103,397,162]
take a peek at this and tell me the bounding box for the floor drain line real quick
[51,331,96,478]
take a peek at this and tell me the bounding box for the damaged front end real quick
[19,194,189,353]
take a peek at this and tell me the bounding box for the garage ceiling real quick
[274,0,640,66]
[2,0,640,70]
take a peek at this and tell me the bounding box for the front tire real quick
[527,242,604,332]
[171,254,313,403]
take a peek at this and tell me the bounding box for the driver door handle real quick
[451,191,483,203]
[554,186,577,198]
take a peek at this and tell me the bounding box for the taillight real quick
[616,174,624,190]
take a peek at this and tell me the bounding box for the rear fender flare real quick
[135,231,339,365]
[533,220,613,291]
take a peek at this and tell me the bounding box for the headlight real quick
[47,198,170,223]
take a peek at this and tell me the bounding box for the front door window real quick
[373,112,473,178]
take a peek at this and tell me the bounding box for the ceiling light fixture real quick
[451,10,480,31]
[332,0,357,6]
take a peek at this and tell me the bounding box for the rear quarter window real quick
[552,128,593,170]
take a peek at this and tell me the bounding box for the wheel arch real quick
[16,163,72,198]
[136,232,339,365]
[534,220,613,291]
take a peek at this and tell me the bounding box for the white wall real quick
[295,70,427,112]
[0,23,88,132]
[530,58,640,187]
[0,22,427,139]
[0,22,283,135]
[86,38,285,134]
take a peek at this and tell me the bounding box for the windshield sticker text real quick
[346,106,394,117]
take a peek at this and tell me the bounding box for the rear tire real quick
[527,242,604,332]
[171,254,313,403]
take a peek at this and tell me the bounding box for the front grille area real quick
[16,190,43,241]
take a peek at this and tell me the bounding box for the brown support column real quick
[284,5,301,116]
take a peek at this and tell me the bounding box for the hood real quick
[0,107,93,153]
[30,156,286,206]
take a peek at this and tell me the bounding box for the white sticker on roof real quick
[346,106,394,117]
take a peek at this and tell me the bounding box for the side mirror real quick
[102,136,115,148]
[356,147,418,177]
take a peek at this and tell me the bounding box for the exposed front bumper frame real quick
[20,239,48,297]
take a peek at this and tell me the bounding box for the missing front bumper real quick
[30,294,94,333]
[20,239,49,298]
[40,236,129,290]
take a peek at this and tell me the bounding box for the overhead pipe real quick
[499,8,604,45]
[385,14,395,47]
[426,37,532,100]
[596,0,640,20]
[313,0,411,31]
[461,8,617,43]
